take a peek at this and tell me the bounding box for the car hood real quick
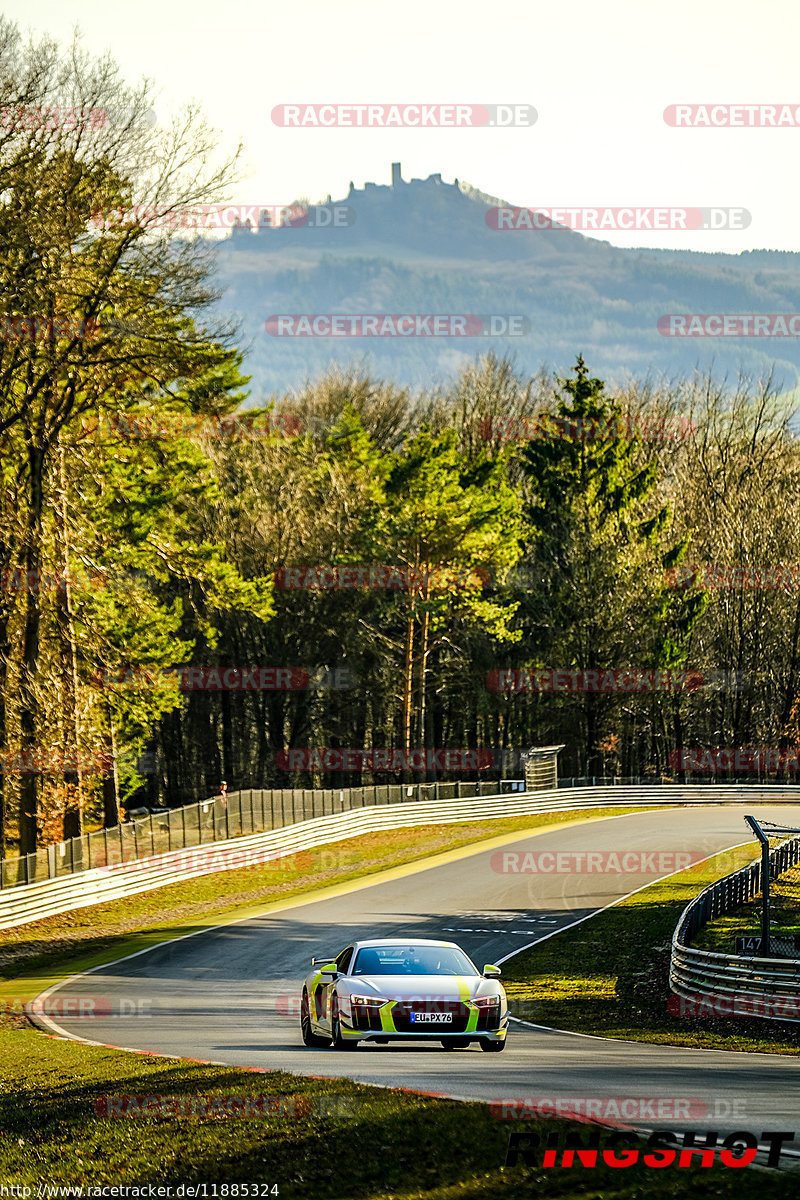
[344,974,496,1002]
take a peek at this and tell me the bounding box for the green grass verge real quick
[0,806,650,986]
[501,844,800,1053]
[694,860,800,954]
[0,1018,790,1196]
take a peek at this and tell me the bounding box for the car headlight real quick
[473,996,501,1009]
[350,994,388,1007]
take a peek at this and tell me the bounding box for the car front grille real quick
[390,999,471,1034]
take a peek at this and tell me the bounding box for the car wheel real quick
[301,990,331,1047]
[480,1037,506,1052]
[331,999,358,1050]
[441,1038,471,1049]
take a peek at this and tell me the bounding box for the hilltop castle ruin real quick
[231,164,466,235]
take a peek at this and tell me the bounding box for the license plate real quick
[410,1011,452,1023]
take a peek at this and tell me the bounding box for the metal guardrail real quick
[559,776,800,788]
[670,833,800,1021]
[5,783,800,932]
[0,777,527,891]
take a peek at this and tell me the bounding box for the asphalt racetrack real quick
[33,806,800,1159]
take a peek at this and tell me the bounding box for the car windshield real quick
[352,945,477,976]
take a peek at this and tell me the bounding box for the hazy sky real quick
[3,0,798,252]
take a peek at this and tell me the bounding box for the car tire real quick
[441,1038,471,1049]
[331,1000,358,1051]
[301,990,331,1047]
[480,1037,507,1052]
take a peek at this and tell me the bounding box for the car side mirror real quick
[483,964,501,977]
[319,962,338,979]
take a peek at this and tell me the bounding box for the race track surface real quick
[34,806,800,1157]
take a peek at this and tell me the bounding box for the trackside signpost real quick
[744,815,770,955]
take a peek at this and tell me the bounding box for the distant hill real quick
[208,163,800,398]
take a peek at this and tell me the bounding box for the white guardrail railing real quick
[4,783,800,932]
[669,832,800,1022]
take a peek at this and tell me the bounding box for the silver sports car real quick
[300,937,508,1051]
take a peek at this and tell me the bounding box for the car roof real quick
[352,939,460,949]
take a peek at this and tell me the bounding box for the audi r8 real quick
[299,937,508,1051]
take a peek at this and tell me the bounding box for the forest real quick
[1,21,799,856]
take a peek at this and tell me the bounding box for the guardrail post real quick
[745,815,770,955]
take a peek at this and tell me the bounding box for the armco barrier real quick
[4,783,800,931]
[0,778,526,890]
[670,833,800,1022]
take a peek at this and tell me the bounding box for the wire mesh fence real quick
[0,777,527,890]
[678,830,800,957]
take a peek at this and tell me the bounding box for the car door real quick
[317,945,353,1030]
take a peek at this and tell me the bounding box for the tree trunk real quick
[401,613,415,784]
[54,445,83,839]
[101,709,120,828]
[220,687,234,785]
[418,591,430,782]
[19,440,45,855]
[0,616,8,859]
